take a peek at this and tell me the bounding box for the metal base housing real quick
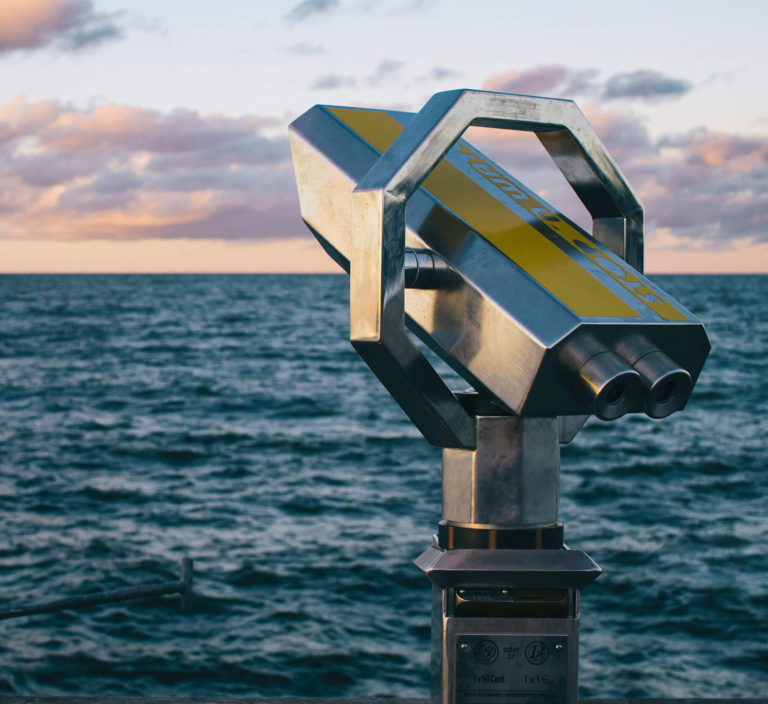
[418,544,600,704]
[431,585,579,704]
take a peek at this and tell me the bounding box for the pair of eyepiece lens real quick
[633,351,692,419]
[578,351,642,421]
[573,345,691,420]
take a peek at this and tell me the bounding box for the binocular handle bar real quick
[349,89,645,449]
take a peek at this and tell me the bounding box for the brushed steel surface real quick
[416,546,602,590]
[615,336,693,418]
[289,90,710,445]
[430,587,580,704]
[442,417,559,526]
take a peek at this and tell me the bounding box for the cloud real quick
[585,112,768,243]
[113,206,281,241]
[430,66,461,81]
[659,130,768,169]
[579,106,655,161]
[39,103,277,153]
[284,0,338,23]
[603,70,692,100]
[64,15,122,50]
[484,65,600,98]
[0,97,300,242]
[312,60,406,90]
[475,68,750,246]
[637,130,768,243]
[0,0,126,54]
[3,89,765,255]
[311,74,357,89]
[0,95,63,144]
[358,0,439,13]
[484,65,690,103]
[286,41,324,55]
[468,103,768,248]
[401,0,436,8]
[10,148,104,186]
[368,59,404,86]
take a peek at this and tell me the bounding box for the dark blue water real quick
[0,274,765,698]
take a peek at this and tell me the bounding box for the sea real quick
[0,273,766,698]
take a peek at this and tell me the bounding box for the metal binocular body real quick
[290,89,710,704]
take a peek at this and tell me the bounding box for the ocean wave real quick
[0,273,765,697]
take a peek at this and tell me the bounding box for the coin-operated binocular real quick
[289,90,709,704]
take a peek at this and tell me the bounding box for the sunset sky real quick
[1,0,767,273]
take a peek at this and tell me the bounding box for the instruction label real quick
[456,634,569,704]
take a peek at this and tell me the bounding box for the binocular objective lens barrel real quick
[564,336,695,420]
[576,351,643,421]
[632,351,692,418]
[562,338,644,420]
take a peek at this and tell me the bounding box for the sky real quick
[1,0,767,273]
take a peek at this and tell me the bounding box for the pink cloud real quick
[660,130,768,170]
[586,111,768,243]
[0,0,124,54]
[467,102,768,247]
[1,91,766,257]
[483,66,599,98]
[0,96,300,242]
[41,104,277,153]
[0,95,62,144]
[483,65,691,103]
[580,106,655,160]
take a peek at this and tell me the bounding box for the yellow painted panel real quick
[328,106,641,319]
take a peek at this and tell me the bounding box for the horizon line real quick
[1,270,766,276]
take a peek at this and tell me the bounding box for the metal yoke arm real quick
[349,89,645,450]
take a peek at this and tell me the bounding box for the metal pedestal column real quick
[416,416,601,704]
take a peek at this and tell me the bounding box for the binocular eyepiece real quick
[562,336,693,421]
